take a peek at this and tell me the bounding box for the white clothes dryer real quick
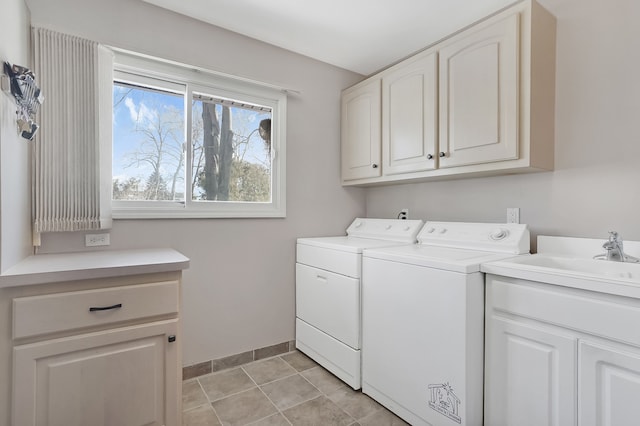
[296,218,424,389]
[361,221,530,426]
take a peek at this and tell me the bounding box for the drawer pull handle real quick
[89,303,123,312]
[316,274,327,282]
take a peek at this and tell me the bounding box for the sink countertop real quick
[482,257,640,299]
[482,235,640,299]
[0,248,190,288]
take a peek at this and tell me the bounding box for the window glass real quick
[191,96,272,203]
[110,53,286,218]
[112,82,185,201]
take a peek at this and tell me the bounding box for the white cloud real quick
[125,97,157,125]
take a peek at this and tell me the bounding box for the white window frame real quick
[110,50,286,219]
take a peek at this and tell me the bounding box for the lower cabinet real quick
[13,320,179,426]
[485,275,640,426]
[9,274,183,426]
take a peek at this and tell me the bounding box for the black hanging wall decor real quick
[1,61,44,140]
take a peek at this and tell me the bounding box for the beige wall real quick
[366,0,640,250]
[0,1,31,423]
[0,0,32,273]
[26,0,365,365]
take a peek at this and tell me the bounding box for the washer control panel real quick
[418,221,530,254]
[347,218,424,243]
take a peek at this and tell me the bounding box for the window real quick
[111,52,286,218]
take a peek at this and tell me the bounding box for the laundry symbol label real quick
[428,382,462,424]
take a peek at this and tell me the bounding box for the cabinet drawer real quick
[13,281,179,339]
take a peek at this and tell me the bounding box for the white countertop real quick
[481,235,640,299]
[0,248,190,288]
[481,257,640,299]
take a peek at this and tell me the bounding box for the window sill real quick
[112,206,286,219]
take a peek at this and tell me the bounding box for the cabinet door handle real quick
[372,164,378,168]
[439,152,446,158]
[427,154,433,160]
[89,303,123,312]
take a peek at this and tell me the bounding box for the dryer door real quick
[296,263,360,349]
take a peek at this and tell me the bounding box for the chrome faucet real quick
[594,231,640,263]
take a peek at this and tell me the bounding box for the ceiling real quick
[142,0,517,75]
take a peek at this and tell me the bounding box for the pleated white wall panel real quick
[32,28,112,241]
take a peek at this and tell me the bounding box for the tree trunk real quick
[202,103,220,200]
[217,106,233,201]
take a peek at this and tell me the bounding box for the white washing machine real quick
[361,221,530,426]
[296,217,424,389]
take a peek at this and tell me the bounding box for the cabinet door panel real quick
[449,43,499,150]
[382,52,437,175]
[439,13,519,168]
[579,340,640,426]
[13,320,179,426]
[485,317,577,426]
[341,79,381,180]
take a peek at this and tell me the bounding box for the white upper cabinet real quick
[438,13,519,168]
[341,0,556,186]
[341,79,381,181]
[382,50,437,175]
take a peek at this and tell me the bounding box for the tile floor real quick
[182,350,409,426]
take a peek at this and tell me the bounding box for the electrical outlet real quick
[85,233,110,247]
[399,208,409,220]
[507,208,520,224]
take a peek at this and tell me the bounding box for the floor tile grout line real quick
[250,359,358,422]
[296,368,376,423]
[258,372,331,417]
[181,402,211,414]
[272,389,359,426]
[204,384,261,405]
[186,351,370,425]
[253,380,294,426]
[245,355,310,424]
[194,377,224,424]
[198,360,301,405]
[239,364,282,417]
[244,370,300,388]
[239,364,261,388]
[186,353,291,424]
